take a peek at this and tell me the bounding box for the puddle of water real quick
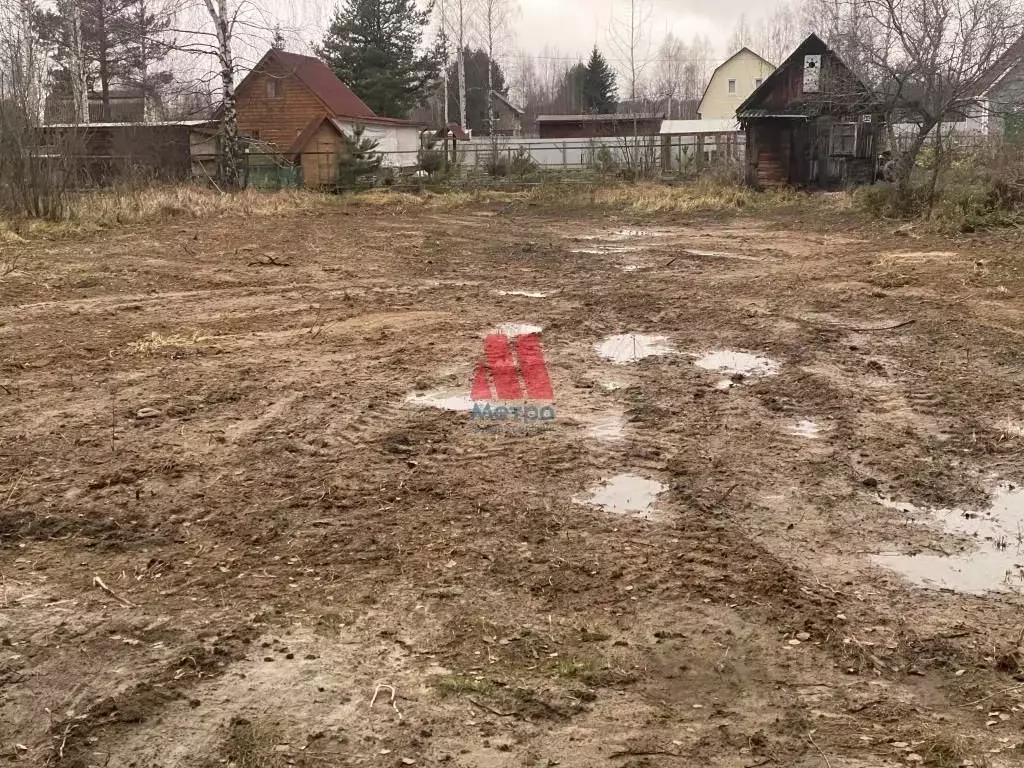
[873,483,1024,594]
[695,350,779,377]
[404,391,474,411]
[569,245,646,255]
[600,380,630,391]
[596,334,675,363]
[496,290,548,298]
[714,379,734,390]
[785,420,821,439]
[619,264,641,272]
[584,408,626,442]
[574,473,667,519]
[492,323,543,337]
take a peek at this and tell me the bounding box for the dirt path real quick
[1,201,1023,768]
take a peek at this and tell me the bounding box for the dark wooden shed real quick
[736,34,883,189]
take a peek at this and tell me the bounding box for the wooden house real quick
[233,47,424,178]
[736,34,883,188]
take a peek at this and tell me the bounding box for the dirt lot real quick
[1,194,1023,768]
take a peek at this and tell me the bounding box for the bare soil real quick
[1,198,1023,768]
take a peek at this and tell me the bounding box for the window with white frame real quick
[754,78,763,88]
[728,79,737,94]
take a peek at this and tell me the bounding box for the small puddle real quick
[584,408,626,443]
[785,420,822,439]
[873,483,1024,594]
[492,323,543,337]
[597,334,675,363]
[695,350,779,377]
[495,290,549,298]
[574,474,667,520]
[404,391,474,411]
[619,264,642,272]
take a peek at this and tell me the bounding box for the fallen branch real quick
[847,319,916,332]
[92,576,135,607]
[58,723,76,760]
[370,683,403,719]
[467,696,517,717]
[960,682,1024,707]
[609,750,685,759]
[806,733,832,768]
[248,255,291,267]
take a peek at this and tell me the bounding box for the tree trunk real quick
[926,120,943,216]
[894,120,934,194]
[69,0,89,123]
[204,0,240,188]
[457,46,467,131]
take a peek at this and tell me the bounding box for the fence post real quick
[561,141,567,168]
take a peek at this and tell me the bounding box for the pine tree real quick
[336,124,382,188]
[583,46,617,114]
[317,0,442,118]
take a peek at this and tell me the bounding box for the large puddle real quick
[574,474,667,520]
[873,483,1024,594]
[596,334,675,363]
[405,390,474,411]
[695,350,779,377]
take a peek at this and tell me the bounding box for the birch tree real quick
[480,0,515,136]
[442,0,472,129]
[608,0,653,102]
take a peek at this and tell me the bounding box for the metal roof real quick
[43,120,217,128]
[660,118,740,134]
[536,113,664,123]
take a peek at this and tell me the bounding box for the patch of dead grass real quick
[127,331,210,355]
[221,716,285,768]
[3,186,334,239]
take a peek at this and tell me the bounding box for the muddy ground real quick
[1,197,1023,768]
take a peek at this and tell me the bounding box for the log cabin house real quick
[736,34,883,188]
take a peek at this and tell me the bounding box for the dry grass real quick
[346,180,824,215]
[127,331,211,355]
[220,716,285,768]
[1,186,334,239]
[0,179,836,241]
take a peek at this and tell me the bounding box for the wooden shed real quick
[736,34,883,189]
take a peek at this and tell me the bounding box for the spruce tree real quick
[583,46,617,114]
[317,0,442,118]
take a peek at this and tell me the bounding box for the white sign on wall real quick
[803,54,821,93]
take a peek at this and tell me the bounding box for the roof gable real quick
[698,47,776,110]
[973,35,1024,97]
[237,48,377,120]
[736,33,870,116]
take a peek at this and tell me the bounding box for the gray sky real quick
[510,0,737,62]
[282,0,745,66]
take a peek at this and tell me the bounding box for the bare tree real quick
[608,0,653,101]
[442,0,473,130]
[68,0,89,122]
[480,0,515,137]
[728,3,804,64]
[837,0,1024,190]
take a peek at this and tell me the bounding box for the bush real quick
[509,147,537,178]
[855,142,1024,231]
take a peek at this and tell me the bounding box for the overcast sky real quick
[279,0,747,70]
[510,0,737,61]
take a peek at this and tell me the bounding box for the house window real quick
[754,78,763,88]
[267,78,280,98]
[830,122,858,156]
[728,79,737,94]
